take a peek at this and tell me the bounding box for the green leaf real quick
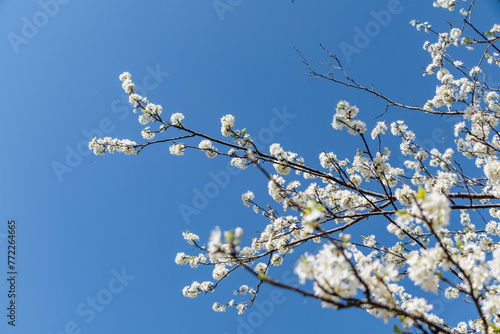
[417,186,426,200]
[489,323,500,333]
[141,108,147,113]
[393,325,403,334]
[224,230,234,243]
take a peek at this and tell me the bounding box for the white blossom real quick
[484,160,500,180]
[371,121,387,139]
[221,114,235,137]
[169,143,185,156]
[182,231,200,245]
[198,140,218,158]
[96,7,500,332]
[254,262,267,275]
[241,191,254,207]
[212,302,226,312]
[170,112,184,126]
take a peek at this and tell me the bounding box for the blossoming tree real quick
[89,1,500,333]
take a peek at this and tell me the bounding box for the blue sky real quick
[1,1,500,333]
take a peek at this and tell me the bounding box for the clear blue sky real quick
[1,1,500,333]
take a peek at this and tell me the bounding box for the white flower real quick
[221,114,235,137]
[119,72,131,82]
[319,152,337,170]
[241,191,254,207]
[371,121,387,139]
[433,0,457,11]
[302,201,325,231]
[239,285,249,295]
[169,143,185,156]
[182,231,200,245]
[208,227,222,256]
[270,143,284,156]
[273,162,291,175]
[230,157,247,169]
[454,122,466,137]
[271,253,283,266]
[212,263,229,280]
[489,248,500,281]
[129,93,143,107]
[294,243,363,303]
[189,254,206,268]
[237,304,247,314]
[212,302,226,312]
[182,281,202,298]
[254,262,267,275]
[146,103,162,116]
[484,160,500,180]
[444,287,459,299]
[170,112,184,126]
[406,248,441,293]
[268,175,286,203]
[175,252,189,265]
[138,113,152,125]
[450,28,461,40]
[234,227,244,239]
[490,24,500,34]
[411,191,451,229]
[482,294,500,319]
[469,66,482,77]
[200,281,212,292]
[332,101,366,135]
[88,137,138,156]
[362,235,376,248]
[121,75,135,94]
[395,185,415,206]
[199,140,218,158]
[141,128,155,140]
[454,322,468,334]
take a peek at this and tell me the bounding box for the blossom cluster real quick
[198,140,218,158]
[269,143,305,176]
[331,101,366,135]
[88,137,138,155]
[169,5,500,329]
[90,2,500,332]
